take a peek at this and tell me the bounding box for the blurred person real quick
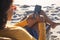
[14,5,60,40]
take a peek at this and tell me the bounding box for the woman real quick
[0,0,36,40]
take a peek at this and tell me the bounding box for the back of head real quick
[0,0,13,30]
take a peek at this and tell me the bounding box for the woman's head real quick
[0,0,13,30]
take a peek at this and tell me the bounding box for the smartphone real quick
[34,5,41,14]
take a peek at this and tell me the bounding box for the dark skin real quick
[40,10,60,28]
[27,10,60,34]
[27,10,46,34]
[27,10,60,28]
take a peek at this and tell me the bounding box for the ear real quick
[11,5,17,10]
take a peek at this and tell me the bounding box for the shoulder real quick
[5,26,25,30]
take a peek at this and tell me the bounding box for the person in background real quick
[13,5,60,40]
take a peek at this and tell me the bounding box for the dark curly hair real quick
[0,0,13,30]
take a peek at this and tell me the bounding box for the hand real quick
[35,14,45,23]
[27,14,37,27]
